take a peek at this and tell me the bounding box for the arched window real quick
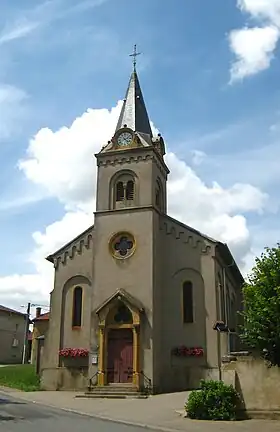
[155,178,163,210]
[116,182,125,201]
[72,286,83,327]
[226,285,230,325]
[230,296,236,330]
[218,273,226,322]
[182,281,193,323]
[112,172,137,209]
[126,180,134,200]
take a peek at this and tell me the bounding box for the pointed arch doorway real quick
[95,289,143,389]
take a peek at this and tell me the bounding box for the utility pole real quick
[22,302,31,364]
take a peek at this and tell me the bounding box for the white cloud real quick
[0,0,111,47]
[237,0,280,25]
[1,103,268,310]
[229,0,280,81]
[0,84,28,140]
[229,26,279,82]
[0,19,39,45]
[19,103,122,211]
[191,149,207,166]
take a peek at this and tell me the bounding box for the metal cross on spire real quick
[129,44,141,71]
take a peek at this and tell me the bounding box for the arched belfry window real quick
[126,180,134,200]
[72,286,83,327]
[182,281,194,323]
[113,171,137,209]
[155,178,163,211]
[116,182,125,201]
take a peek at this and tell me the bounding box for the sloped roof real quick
[33,312,49,322]
[115,71,152,136]
[0,305,26,316]
[46,224,94,263]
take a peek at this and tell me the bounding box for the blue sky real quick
[1,0,280,311]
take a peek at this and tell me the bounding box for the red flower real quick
[59,348,89,358]
[171,346,204,357]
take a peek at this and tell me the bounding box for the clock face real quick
[117,132,133,146]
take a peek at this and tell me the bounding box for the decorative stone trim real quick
[160,219,212,255]
[53,233,93,269]
[97,153,169,179]
[109,232,136,260]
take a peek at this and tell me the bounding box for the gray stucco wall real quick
[152,214,218,392]
[92,208,155,384]
[0,311,25,364]
[41,227,94,390]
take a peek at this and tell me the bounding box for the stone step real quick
[77,393,148,399]
[76,384,149,399]
[88,386,139,393]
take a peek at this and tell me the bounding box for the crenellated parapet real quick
[46,225,94,269]
[160,216,213,255]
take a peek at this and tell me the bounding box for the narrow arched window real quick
[72,286,83,327]
[116,182,124,201]
[155,178,163,210]
[226,286,230,325]
[126,180,134,200]
[182,281,193,323]
[219,274,226,322]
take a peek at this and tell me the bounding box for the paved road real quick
[0,393,156,432]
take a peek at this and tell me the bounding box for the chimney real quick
[35,307,41,318]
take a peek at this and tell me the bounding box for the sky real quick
[1,0,280,315]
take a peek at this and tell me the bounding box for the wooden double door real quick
[107,328,133,384]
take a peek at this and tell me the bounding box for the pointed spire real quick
[115,46,152,136]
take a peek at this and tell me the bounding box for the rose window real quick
[110,232,135,259]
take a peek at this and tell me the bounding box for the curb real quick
[0,390,186,432]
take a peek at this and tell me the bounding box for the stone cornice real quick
[160,215,213,255]
[95,147,169,178]
[46,225,94,269]
[94,205,159,217]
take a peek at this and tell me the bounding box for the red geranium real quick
[59,348,89,358]
[171,346,204,357]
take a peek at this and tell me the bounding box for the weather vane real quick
[129,44,141,71]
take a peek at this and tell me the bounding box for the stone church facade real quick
[41,68,243,393]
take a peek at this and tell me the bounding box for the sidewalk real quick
[1,388,280,432]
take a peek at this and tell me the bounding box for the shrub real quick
[186,379,240,421]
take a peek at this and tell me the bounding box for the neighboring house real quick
[41,66,244,393]
[31,308,49,371]
[0,305,27,364]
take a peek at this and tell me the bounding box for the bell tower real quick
[92,48,169,389]
[95,48,169,215]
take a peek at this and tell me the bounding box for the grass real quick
[0,364,41,391]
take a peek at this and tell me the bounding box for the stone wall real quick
[222,353,280,419]
[41,366,88,390]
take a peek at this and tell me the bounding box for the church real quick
[40,58,243,394]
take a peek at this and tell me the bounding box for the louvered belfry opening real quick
[126,180,134,200]
[114,176,135,208]
[116,181,125,201]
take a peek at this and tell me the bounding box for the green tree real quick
[241,244,280,366]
